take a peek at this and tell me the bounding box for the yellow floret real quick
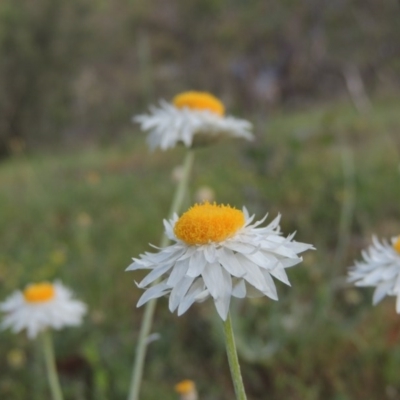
[393,236,400,254]
[174,379,196,395]
[23,282,55,303]
[174,202,245,245]
[173,91,225,116]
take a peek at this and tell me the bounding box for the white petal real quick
[137,283,170,307]
[382,265,399,280]
[373,281,392,305]
[126,259,149,271]
[393,273,400,292]
[214,295,231,321]
[243,251,278,270]
[269,266,291,286]
[177,280,206,316]
[187,250,208,277]
[203,245,217,263]
[176,246,197,261]
[232,279,246,298]
[363,268,388,285]
[235,253,268,292]
[194,289,210,302]
[220,267,233,298]
[166,260,189,286]
[202,262,226,299]
[279,257,303,268]
[260,270,279,300]
[217,247,247,277]
[137,263,174,288]
[163,219,175,240]
[225,241,257,254]
[169,276,195,312]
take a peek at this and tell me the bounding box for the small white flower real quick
[175,379,198,400]
[127,202,313,320]
[348,235,400,312]
[134,91,253,150]
[1,281,87,339]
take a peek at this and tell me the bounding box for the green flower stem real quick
[41,330,64,400]
[223,312,247,400]
[127,150,195,400]
[333,141,355,270]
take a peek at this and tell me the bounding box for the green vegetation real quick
[1,0,398,157]
[1,96,400,399]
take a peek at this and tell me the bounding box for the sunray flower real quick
[348,235,400,311]
[134,91,253,150]
[127,202,313,320]
[175,379,198,400]
[1,281,87,339]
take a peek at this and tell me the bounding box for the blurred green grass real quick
[1,96,400,399]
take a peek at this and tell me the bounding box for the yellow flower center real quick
[23,282,55,303]
[174,380,196,395]
[393,236,400,254]
[174,202,245,245]
[173,91,225,116]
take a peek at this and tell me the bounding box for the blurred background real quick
[1,0,400,399]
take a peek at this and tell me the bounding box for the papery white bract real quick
[134,92,253,150]
[1,281,87,339]
[348,235,400,312]
[127,203,314,320]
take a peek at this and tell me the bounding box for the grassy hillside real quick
[1,96,400,399]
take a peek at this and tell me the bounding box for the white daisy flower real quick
[1,281,87,339]
[134,91,253,150]
[348,235,400,311]
[127,202,314,320]
[175,379,198,400]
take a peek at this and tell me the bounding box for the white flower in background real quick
[194,185,215,203]
[1,281,87,339]
[348,235,400,311]
[134,91,253,150]
[127,202,313,320]
[175,379,198,400]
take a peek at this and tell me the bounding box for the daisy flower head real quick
[348,235,400,312]
[175,379,198,400]
[1,281,87,339]
[134,91,253,150]
[127,202,314,320]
